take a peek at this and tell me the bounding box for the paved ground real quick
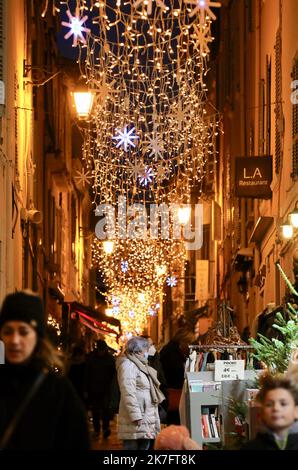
[91,416,123,450]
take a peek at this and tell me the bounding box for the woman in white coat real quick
[117,336,165,450]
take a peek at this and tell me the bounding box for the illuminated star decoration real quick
[128,159,145,181]
[74,168,92,187]
[133,0,169,16]
[138,166,154,186]
[112,296,120,306]
[112,306,120,315]
[61,9,91,47]
[121,260,129,273]
[191,24,213,57]
[148,307,157,316]
[169,100,191,131]
[145,134,165,159]
[112,126,139,152]
[184,0,221,21]
[166,276,178,287]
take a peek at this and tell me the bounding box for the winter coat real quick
[117,355,162,440]
[241,422,298,450]
[85,349,116,408]
[0,361,90,450]
[160,340,186,389]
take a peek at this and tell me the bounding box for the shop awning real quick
[249,216,274,243]
[66,302,121,338]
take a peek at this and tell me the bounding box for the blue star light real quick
[138,166,154,186]
[61,9,91,47]
[166,276,178,287]
[112,296,120,306]
[112,126,139,151]
[112,306,120,315]
[148,308,157,316]
[121,260,129,273]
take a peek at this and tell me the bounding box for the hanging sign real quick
[214,360,245,381]
[235,156,272,198]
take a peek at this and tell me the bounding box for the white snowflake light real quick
[148,308,157,316]
[61,9,91,47]
[184,0,221,22]
[121,260,129,273]
[112,296,120,306]
[138,166,154,186]
[133,0,169,16]
[166,276,178,287]
[112,126,139,152]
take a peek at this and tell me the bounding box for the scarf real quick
[126,353,165,405]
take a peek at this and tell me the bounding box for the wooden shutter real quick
[292,54,298,179]
[258,79,265,155]
[0,0,3,82]
[274,28,282,174]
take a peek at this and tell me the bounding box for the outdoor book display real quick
[180,345,261,448]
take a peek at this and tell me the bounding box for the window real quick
[258,79,265,155]
[71,195,77,262]
[292,54,298,179]
[266,56,271,156]
[274,29,282,174]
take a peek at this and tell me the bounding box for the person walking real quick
[160,328,196,425]
[85,339,116,439]
[67,345,87,405]
[0,290,90,450]
[117,336,165,450]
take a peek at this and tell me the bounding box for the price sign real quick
[214,360,245,381]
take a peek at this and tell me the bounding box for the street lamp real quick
[281,220,294,240]
[289,201,298,229]
[281,201,298,240]
[73,91,94,119]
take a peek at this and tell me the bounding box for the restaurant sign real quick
[235,156,272,198]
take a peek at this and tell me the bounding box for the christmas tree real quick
[249,262,298,374]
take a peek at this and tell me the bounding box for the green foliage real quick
[249,308,298,373]
[249,263,298,373]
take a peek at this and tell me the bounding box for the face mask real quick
[148,345,156,356]
[143,351,149,359]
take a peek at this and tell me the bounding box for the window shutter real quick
[0,0,3,81]
[274,29,282,174]
[258,79,265,155]
[292,54,298,179]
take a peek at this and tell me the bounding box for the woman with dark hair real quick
[117,336,165,450]
[0,290,90,450]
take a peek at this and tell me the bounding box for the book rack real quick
[183,370,259,447]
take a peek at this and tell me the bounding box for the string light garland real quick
[41,0,224,336]
[58,0,222,206]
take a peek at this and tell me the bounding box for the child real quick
[242,373,298,450]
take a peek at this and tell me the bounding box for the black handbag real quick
[0,370,47,449]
